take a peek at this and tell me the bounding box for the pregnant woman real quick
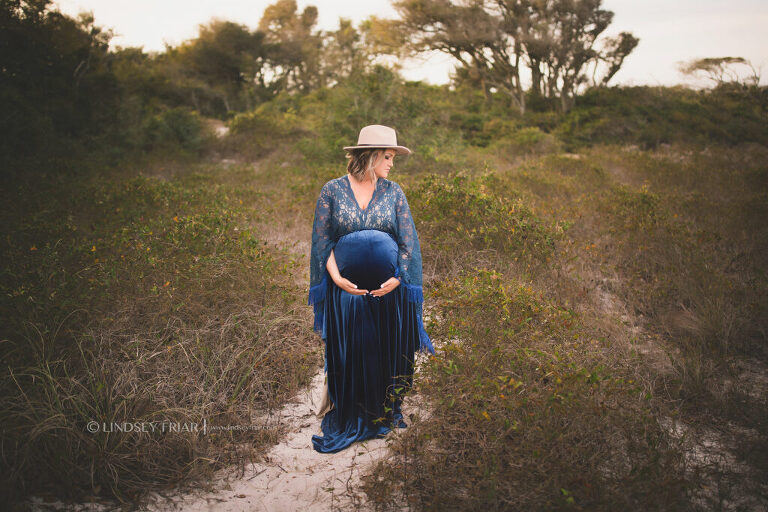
[308,125,434,453]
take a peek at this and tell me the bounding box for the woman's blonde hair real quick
[346,148,385,182]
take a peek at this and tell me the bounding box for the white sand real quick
[143,370,400,512]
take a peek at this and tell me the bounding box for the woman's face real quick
[373,150,396,180]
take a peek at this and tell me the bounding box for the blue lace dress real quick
[308,175,434,453]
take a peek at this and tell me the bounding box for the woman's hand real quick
[369,277,401,297]
[326,249,368,295]
[334,276,369,295]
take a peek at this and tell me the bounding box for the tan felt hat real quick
[343,125,411,155]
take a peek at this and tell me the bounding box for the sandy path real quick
[140,361,429,512]
[141,207,406,510]
[141,368,414,512]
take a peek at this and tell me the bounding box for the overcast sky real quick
[54,0,768,87]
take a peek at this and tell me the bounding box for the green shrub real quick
[142,107,205,152]
[284,67,466,169]
[557,86,768,149]
[229,100,301,136]
[604,184,664,231]
[450,112,491,146]
[410,174,563,265]
[490,126,563,157]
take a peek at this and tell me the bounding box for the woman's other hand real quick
[369,277,401,297]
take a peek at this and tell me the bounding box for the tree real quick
[592,31,639,86]
[678,57,760,88]
[522,0,622,112]
[322,18,373,86]
[169,20,273,113]
[386,0,521,109]
[383,0,637,113]
[1,0,117,157]
[258,0,324,93]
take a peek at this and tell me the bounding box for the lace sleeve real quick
[394,183,434,353]
[394,183,423,289]
[308,182,335,333]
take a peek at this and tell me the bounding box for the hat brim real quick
[343,145,411,156]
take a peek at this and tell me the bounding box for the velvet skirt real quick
[312,229,419,453]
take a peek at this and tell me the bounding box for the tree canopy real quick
[375,0,638,113]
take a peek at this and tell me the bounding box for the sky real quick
[54,0,768,87]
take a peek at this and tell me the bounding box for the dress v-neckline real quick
[344,175,379,212]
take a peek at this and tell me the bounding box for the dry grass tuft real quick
[0,158,319,504]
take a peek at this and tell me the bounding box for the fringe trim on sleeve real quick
[308,274,328,338]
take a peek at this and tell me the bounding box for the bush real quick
[409,174,563,270]
[556,86,768,149]
[490,126,562,157]
[142,107,205,152]
[219,99,305,159]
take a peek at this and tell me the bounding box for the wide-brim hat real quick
[343,125,411,155]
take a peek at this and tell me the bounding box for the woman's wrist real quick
[330,272,344,287]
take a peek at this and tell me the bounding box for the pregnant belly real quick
[334,230,398,290]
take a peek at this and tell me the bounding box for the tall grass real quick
[362,141,767,509]
[0,160,319,503]
[365,270,688,510]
